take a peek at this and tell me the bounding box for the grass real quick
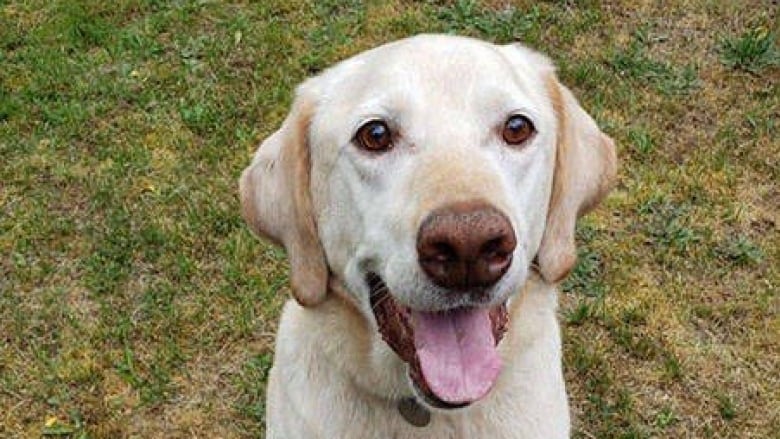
[1,0,778,437]
[719,28,780,74]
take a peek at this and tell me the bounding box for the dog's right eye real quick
[502,114,535,146]
[355,120,393,152]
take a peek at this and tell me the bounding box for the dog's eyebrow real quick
[464,84,534,113]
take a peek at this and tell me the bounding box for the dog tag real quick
[398,397,431,427]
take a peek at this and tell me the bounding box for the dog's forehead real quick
[313,36,545,113]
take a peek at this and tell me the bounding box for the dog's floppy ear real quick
[537,75,617,284]
[239,85,328,306]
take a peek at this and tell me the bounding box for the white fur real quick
[240,34,616,438]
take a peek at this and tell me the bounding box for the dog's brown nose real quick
[417,201,516,290]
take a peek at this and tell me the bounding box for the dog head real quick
[240,34,616,407]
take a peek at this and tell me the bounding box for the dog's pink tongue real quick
[412,307,502,404]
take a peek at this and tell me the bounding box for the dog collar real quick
[398,397,431,427]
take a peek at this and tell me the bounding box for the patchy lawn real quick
[1,1,777,437]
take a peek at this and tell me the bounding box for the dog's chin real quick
[366,272,509,410]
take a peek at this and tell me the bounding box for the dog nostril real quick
[480,237,504,258]
[481,236,513,263]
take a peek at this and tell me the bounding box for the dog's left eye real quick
[355,120,393,152]
[502,115,535,146]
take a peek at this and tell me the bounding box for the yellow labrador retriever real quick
[240,34,616,438]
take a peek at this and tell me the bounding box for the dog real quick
[239,34,616,438]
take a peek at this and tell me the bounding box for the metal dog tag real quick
[398,397,431,427]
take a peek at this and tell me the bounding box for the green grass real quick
[719,28,780,74]
[2,1,778,438]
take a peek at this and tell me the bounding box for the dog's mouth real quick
[367,272,509,409]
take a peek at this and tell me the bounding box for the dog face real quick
[240,35,616,408]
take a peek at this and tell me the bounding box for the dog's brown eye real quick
[503,115,535,145]
[355,120,393,152]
